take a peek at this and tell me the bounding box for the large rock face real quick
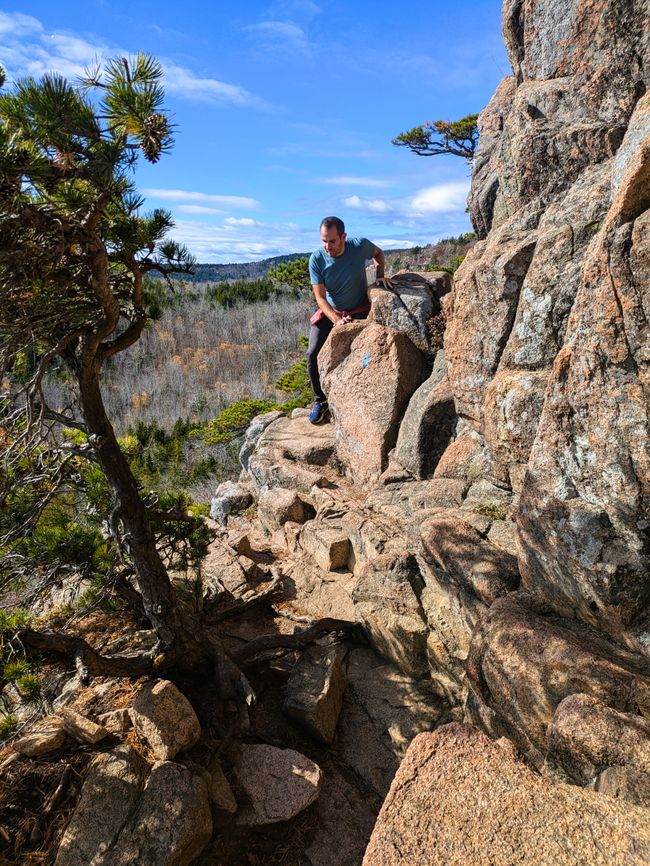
[362,724,650,866]
[442,0,650,656]
[319,322,427,486]
[368,272,442,357]
[466,593,650,763]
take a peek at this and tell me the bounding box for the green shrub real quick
[0,714,19,741]
[206,277,277,308]
[16,674,42,704]
[3,660,29,682]
[201,398,278,445]
[268,257,310,293]
[0,609,32,631]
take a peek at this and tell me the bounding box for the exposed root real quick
[233,618,364,666]
[15,628,167,682]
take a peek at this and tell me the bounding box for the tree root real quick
[15,629,168,682]
[232,618,364,666]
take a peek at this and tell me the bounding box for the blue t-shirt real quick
[309,237,376,310]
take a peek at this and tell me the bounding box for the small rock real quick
[368,272,439,356]
[55,745,144,866]
[52,674,82,710]
[60,709,108,744]
[237,554,258,580]
[301,523,352,571]
[486,519,518,555]
[284,643,347,744]
[591,766,650,808]
[210,481,253,525]
[234,744,322,826]
[257,487,312,533]
[208,757,238,814]
[228,531,254,557]
[110,760,212,866]
[273,519,302,554]
[14,716,66,757]
[97,709,132,735]
[547,693,650,783]
[129,680,201,761]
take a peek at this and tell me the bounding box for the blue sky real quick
[1,2,509,262]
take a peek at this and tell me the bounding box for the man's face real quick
[321,225,346,257]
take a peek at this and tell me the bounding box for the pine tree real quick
[0,55,199,657]
[392,114,479,162]
[0,56,353,713]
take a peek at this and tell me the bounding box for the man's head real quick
[320,216,346,257]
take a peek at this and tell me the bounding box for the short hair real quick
[320,216,345,235]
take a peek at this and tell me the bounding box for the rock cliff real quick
[456,0,650,657]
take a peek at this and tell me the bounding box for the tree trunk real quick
[76,365,187,653]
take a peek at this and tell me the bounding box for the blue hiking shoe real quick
[309,399,329,425]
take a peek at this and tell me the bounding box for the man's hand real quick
[333,312,352,326]
[375,276,395,291]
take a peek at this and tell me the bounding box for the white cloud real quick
[142,189,260,209]
[375,238,415,249]
[247,20,311,57]
[408,181,470,215]
[0,14,100,81]
[319,176,390,188]
[170,218,315,262]
[343,195,392,214]
[224,217,261,226]
[178,205,226,215]
[0,12,266,109]
[0,12,43,37]
[163,62,266,107]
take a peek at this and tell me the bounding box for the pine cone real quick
[141,113,169,163]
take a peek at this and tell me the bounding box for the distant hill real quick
[179,253,310,283]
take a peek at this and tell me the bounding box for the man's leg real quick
[307,317,333,421]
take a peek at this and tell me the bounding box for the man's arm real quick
[372,245,393,289]
[312,283,346,325]
[372,245,386,280]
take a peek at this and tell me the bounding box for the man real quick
[307,216,390,424]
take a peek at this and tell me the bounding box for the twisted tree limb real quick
[233,618,364,666]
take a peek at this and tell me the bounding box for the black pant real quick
[307,313,368,402]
